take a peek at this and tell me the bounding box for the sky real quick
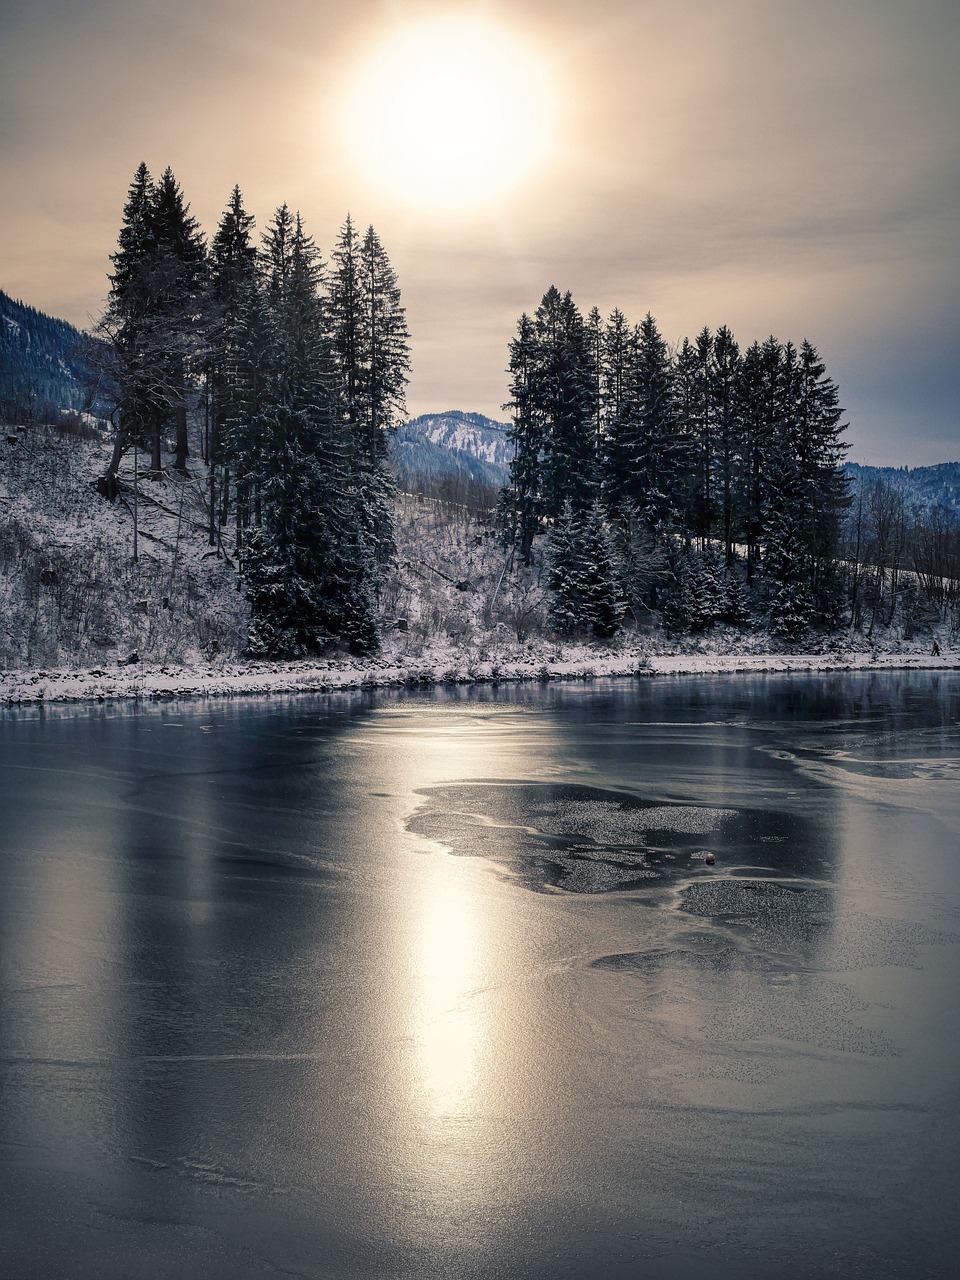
[1,0,958,465]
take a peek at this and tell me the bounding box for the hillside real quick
[3,414,957,687]
[0,289,111,426]
[391,410,511,487]
[844,460,960,516]
[0,415,535,670]
[0,421,247,668]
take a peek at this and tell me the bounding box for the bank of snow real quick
[1,635,955,706]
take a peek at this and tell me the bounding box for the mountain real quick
[844,461,960,518]
[0,289,110,425]
[391,411,512,488]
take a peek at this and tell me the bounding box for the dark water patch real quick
[407,782,823,893]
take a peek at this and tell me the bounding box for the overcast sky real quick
[2,0,958,464]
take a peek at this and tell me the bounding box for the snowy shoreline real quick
[1,641,956,707]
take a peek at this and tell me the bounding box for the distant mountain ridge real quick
[391,410,512,488]
[395,420,960,516]
[3,282,958,519]
[844,461,960,517]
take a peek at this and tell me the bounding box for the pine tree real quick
[244,208,380,657]
[502,311,544,565]
[547,502,624,638]
[209,185,257,543]
[711,324,741,565]
[146,167,209,472]
[102,163,161,479]
[604,313,686,538]
[533,287,598,522]
[328,221,409,569]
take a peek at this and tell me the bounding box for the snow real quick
[2,417,957,709]
[1,638,955,707]
[409,411,512,466]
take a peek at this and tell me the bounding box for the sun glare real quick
[341,14,555,210]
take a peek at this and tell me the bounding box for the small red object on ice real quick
[704,853,716,866]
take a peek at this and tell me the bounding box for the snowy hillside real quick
[0,416,534,671]
[0,289,110,425]
[1,416,956,690]
[410,410,513,466]
[392,410,511,487]
[0,422,248,668]
[844,460,960,516]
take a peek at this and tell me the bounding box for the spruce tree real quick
[734,340,768,580]
[103,163,161,480]
[609,499,669,624]
[328,221,409,570]
[502,311,544,566]
[547,502,624,638]
[688,548,726,631]
[223,279,271,548]
[209,185,257,543]
[102,164,208,477]
[533,287,598,521]
[146,167,209,472]
[674,333,705,545]
[604,313,686,539]
[358,224,409,566]
[711,324,741,566]
[601,309,633,441]
[676,327,715,548]
[329,214,364,437]
[759,342,814,635]
[659,545,693,635]
[243,207,379,657]
[795,339,850,623]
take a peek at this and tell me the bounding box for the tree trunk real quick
[174,402,189,472]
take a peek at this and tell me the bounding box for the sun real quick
[340,14,556,211]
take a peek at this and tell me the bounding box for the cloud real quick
[1,0,957,462]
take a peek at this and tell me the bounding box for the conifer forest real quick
[501,289,851,640]
[20,164,950,663]
[99,164,409,658]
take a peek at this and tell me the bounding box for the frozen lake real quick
[1,673,959,1278]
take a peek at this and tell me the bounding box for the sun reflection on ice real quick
[410,855,485,1119]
